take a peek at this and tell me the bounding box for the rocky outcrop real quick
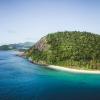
[34,36,50,51]
[26,31,100,69]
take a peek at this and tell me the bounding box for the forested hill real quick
[0,42,33,51]
[26,31,100,69]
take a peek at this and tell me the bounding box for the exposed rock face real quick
[34,36,49,51]
[26,31,100,69]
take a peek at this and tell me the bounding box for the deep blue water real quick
[0,51,100,100]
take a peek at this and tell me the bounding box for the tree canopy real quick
[26,31,100,69]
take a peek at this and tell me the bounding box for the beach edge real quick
[47,65,100,74]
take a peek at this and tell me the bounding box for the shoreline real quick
[17,53,100,74]
[47,65,100,74]
[26,58,100,74]
[15,51,25,57]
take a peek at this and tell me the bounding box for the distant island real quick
[0,42,34,51]
[25,31,100,70]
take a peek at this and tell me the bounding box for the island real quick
[0,42,33,51]
[25,31,100,73]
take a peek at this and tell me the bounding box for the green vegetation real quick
[0,42,33,51]
[26,31,100,69]
[0,45,12,50]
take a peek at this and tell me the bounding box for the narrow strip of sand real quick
[47,65,100,74]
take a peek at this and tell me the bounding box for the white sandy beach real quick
[47,65,100,74]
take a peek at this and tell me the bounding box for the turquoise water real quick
[0,51,100,100]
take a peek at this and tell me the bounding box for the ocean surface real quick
[0,51,100,100]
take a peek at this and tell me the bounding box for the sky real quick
[0,0,100,45]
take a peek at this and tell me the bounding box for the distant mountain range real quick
[0,42,34,51]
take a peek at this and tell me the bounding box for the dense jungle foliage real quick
[26,31,100,69]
